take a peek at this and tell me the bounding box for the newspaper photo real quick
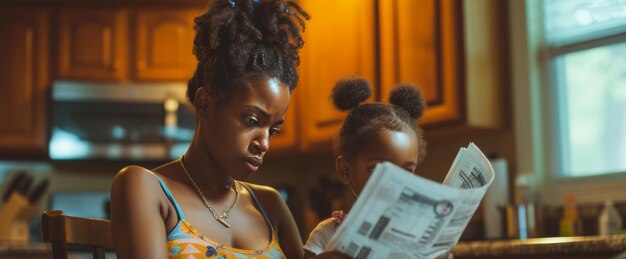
[325,143,495,259]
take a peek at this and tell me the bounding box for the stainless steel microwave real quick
[50,81,196,161]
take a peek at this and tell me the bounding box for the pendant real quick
[217,217,231,228]
[221,211,231,220]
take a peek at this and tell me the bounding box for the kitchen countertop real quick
[452,235,626,259]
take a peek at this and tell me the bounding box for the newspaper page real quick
[325,143,494,259]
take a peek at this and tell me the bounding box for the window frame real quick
[510,0,626,205]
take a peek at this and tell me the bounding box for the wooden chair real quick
[41,210,113,259]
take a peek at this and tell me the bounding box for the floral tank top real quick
[157,177,286,259]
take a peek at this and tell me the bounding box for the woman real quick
[110,0,348,258]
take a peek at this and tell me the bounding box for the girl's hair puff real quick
[332,77,427,164]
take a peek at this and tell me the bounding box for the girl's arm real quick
[110,166,169,259]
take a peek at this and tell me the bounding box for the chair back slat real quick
[42,210,113,259]
[64,215,113,248]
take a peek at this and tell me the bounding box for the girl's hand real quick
[313,251,351,259]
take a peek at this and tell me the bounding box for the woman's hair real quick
[187,0,309,103]
[332,77,427,164]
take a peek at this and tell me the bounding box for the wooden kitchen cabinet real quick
[0,9,49,155]
[293,0,503,152]
[379,0,463,126]
[58,8,199,82]
[379,0,505,130]
[58,9,128,81]
[295,0,376,151]
[134,9,198,81]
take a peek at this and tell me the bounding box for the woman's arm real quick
[268,188,304,258]
[110,166,169,259]
[245,184,303,258]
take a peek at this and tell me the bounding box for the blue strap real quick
[240,182,278,242]
[156,176,186,220]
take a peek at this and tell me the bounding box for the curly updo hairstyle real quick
[187,0,309,103]
[331,77,428,164]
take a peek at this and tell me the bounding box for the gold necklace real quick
[178,156,239,228]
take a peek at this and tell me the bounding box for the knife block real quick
[0,192,38,243]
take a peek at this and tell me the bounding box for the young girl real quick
[110,1,347,258]
[303,77,429,257]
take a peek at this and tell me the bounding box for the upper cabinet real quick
[0,1,504,157]
[57,8,198,82]
[0,9,49,155]
[293,0,504,151]
[379,0,463,126]
[58,9,128,81]
[295,0,376,151]
[379,0,505,130]
[135,9,197,81]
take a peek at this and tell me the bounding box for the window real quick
[543,0,626,177]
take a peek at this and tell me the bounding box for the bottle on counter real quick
[559,194,582,236]
[599,199,623,236]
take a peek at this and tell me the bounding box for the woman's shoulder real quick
[113,165,159,186]
[111,165,164,201]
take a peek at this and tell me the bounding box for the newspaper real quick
[325,143,495,259]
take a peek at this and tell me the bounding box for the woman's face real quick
[199,77,290,180]
[339,128,419,195]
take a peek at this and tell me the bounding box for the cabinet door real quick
[0,9,49,155]
[58,9,128,81]
[379,0,463,126]
[296,0,376,151]
[135,9,197,81]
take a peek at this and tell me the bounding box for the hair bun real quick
[389,83,426,119]
[331,77,372,111]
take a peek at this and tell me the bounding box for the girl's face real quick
[198,76,290,180]
[337,128,419,195]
